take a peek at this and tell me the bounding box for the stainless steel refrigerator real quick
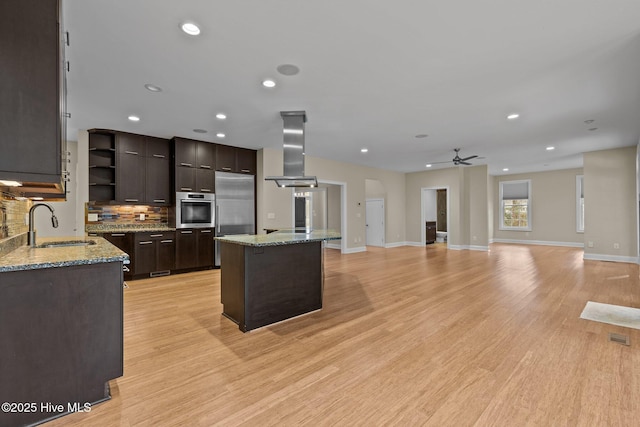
[215,171,255,267]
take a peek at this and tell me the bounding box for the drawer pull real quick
[180,187,193,191]
[200,230,212,233]
[125,199,139,202]
[221,167,232,171]
[181,230,193,234]
[161,239,173,243]
[125,151,138,155]
[139,241,153,245]
[200,188,211,192]
[180,162,193,167]
[150,234,162,238]
[241,169,251,173]
[153,199,166,203]
[153,154,166,158]
[111,233,125,237]
[200,165,211,169]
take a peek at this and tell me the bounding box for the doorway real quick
[366,198,385,247]
[421,186,449,247]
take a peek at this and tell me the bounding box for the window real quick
[576,175,584,232]
[499,179,531,231]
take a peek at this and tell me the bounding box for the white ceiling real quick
[63,0,640,175]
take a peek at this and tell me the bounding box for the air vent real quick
[608,332,630,346]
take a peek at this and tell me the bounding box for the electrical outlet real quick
[267,212,275,219]
[139,213,145,221]
[614,243,620,249]
[88,213,98,222]
[588,241,594,248]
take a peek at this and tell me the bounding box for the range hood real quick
[265,111,318,188]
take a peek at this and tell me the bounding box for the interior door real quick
[365,199,385,247]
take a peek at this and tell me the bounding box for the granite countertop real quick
[215,229,342,247]
[86,223,176,233]
[0,236,129,272]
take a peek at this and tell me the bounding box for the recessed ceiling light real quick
[507,113,520,120]
[361,148,368,153]
[584,119,595,124]
[502,168,509,172]
[589,127,598,131]
[262,79,276,88]
[181,22,201,36]
[193,129,207,134]
[216,133,225,138]
[415,134,429,138]
[546,146,555,151]
[216,113,227,120]
[144,84,162,92]
[276,64,300,76]
[128,115,140,122]
[426,164,432,168]
[0,180,22,187]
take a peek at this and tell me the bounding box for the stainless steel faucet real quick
[28,203,59,247]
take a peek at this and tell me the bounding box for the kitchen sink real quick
[35,240,97,248]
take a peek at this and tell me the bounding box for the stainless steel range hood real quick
[266,111,318,188]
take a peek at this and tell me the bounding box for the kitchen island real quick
[0,236,127,426]
[216,229,341,332]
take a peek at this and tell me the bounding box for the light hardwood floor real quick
[48,243,640,426]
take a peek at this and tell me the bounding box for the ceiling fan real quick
[430,148,480,166]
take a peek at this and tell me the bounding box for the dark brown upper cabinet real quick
[216,144,257,174]
[116,133,146,204]
[0,0,67,195]
[172,138,216,193]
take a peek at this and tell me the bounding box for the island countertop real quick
[0,236,129,272]
[215,229,341,247]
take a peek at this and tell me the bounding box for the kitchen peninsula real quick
[0,236,127,427]
[216,229,341,332]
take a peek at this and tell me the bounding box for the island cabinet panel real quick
[220,241,323,332]
[0,262,123,427]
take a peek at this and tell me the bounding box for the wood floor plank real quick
[45,243,640,426]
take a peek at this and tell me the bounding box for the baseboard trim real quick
[385,241,407,248]
[492,238,584,248]
[405,241,425,247]
[583,253,639,264]
[343,246,367,254]
[325,243,341,250]
[449,244,489,251]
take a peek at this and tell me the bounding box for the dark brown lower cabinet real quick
[134,231,175,278]
[426,221,436,244]
[176,228,214,270]
[0,262,123,427]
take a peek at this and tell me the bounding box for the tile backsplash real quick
[86,203,168,225]
[0,192,30,240]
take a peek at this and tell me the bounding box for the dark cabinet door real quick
[117,133,146,157]
[425,221,436,244]
[176,229,198,269]
[196,168,215,193]
[146,156,170,205]
[102,232,133,280]
[236,148,257,175]
[174,138,197,167]
[175,167,197,192]
[157,237,176,271]
[197,229,214,267]
[116,153,145,203]
[0,0,61,185]
[135,239,156,276]
[197,142,215,170]
[216,144,236,172]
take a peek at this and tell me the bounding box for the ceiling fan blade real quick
[458,161,472,165]
[426,160,453,165]
[459,155,478,161]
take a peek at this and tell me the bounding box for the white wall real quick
[424,190,437,222]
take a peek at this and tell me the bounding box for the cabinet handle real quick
[139,241,153,245]
[88,233,98,237]
[200,230,212,233]
[125,151,138,155]
[180,187,193,191]
[180,162,193,167]
[153,199,166,203]
[153,154,166,158]
[125,199,139,202]
[150,234,162,238]
[111,233,125,237]
[200,165,211,169]
[241,169,251,173]
[200,188,211,192]
[222,167,232,171]
[161,239,173,243]
[180,230,193,234]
